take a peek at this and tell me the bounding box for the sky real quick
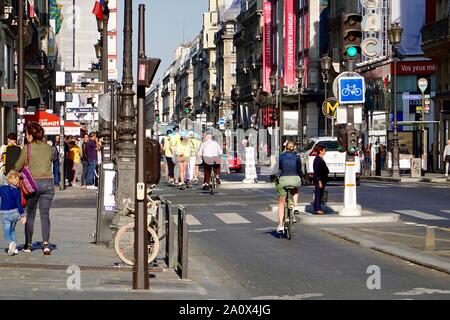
[117,0,208,83]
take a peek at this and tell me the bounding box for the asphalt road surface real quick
[157,176,450,300]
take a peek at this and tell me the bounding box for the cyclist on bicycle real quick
[198,133,223,190]
[271,141,302,233]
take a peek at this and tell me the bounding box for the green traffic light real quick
[347,46,357,58]
[348,147,357,154]
[338,146,345,153]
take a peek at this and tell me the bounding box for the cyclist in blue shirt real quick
[271,141,302,233]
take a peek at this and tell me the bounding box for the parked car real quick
[299,137,361,185]
[227,151,242,173]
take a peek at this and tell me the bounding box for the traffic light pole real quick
[339,60,362,217]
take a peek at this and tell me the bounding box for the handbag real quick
[20,144,38,196]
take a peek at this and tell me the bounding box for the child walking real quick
[0,171,26,256]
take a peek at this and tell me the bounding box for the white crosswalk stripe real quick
[186,215,202,226]
[394,210,447,221]
[257,211,279,222]
[441,210,450,214]
[215,213,251,224]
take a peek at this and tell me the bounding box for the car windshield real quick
[316,141,340,152]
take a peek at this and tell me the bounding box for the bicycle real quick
[114,187,167,266]
[342,84,362,97]
[209,163,218,195]
[283,186,297,240]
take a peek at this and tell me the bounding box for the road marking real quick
[394,288,450,296]
[394,210,447,221]
[441,210,450,214]
[257,211,279,222]
[189,229,216,233]
[364,184,389,188]
[186,215,202,226]
[215,213,251,224]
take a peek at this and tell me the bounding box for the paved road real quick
[157,176,450,300]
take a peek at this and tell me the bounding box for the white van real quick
[300,137,361,185]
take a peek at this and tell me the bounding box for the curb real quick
[362,176,450,184]
[320,227,450,275]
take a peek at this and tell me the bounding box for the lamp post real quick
[388,22,403,179]
[234,84,241,128]
[116,0,136,212]
[320,54,334,137]
[296,64,305,143]
[17,0,24,145]
[251,80,259,128]
[171,83,177,122]
[320,54,332,137]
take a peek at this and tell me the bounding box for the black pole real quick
[133,4,149,290]
[100,3,111,162]
[18,0,24,144]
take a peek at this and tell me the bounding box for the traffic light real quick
[273,107,279,122]
[226,120,232,129]
[342,13,362,61]
[347,125,358,156]
[183,97,192,115]
[155,109,160,123]
[336,124,347,153]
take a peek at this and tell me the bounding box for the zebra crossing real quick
[172,208,450,229]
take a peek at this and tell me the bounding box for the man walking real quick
[444,140,450,177]
[80,134,89,188]
[0,133,21,185]
[86,133,99,189]
[51,135,61,187]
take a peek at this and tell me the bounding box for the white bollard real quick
[339,161,362,217]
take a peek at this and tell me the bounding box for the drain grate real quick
[0,263,163,273]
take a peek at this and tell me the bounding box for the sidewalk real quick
[362,171,450,184]
[318,222,450,275]
[0,187,211,300]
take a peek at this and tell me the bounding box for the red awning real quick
[24,111,81,136]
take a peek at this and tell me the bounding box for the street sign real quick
[418,78,429,93]
[1,89,18,102]
[66,108,97,113]
[338,76,365,104]
[332,71,359,99]
[66,82,105,94]
[218,118,226,125]
[322,98,339,119]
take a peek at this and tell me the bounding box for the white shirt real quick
[198,139,223,158]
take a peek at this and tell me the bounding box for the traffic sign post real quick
[418,78,429,173]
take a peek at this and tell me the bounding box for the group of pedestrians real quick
[0,123,55,256]
[50,132,100,189]
[0,123,102,257]
[162,128,223,190]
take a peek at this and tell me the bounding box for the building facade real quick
[422,0,450,169]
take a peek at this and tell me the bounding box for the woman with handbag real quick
[444,140,450,178]
[15,122,55,255]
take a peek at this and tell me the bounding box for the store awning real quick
[24,111,81,136]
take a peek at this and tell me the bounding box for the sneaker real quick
[202,184,210,191]
[42,243,51,256]
[22,243,32,253]
[277,225,285,233]
[216,178,221,185]
[168,178,174,184]
[8,242,16,256]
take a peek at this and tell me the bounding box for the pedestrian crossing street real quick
[172,209,450,228]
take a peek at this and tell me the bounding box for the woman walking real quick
[313,145,329,215]
[15,122,55,255]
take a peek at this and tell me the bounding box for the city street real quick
[155,173,450,300]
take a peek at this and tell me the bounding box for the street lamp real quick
[171,83,177,122]
[251,80,259,128]
[388,22,403,178]
[320,54,332,137]
[296,64,305,144]
[234,84,241,128]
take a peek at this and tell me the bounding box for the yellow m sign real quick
[326,101,339,118]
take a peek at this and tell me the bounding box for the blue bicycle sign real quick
[338,76,365,104]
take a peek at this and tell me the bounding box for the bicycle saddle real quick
[284,186,296,191]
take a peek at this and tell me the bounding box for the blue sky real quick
[117,0,207,83]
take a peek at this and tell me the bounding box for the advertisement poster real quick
[282,111,299,136]
[284,0,297,87]
[263,1,273,93]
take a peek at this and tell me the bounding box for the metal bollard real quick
[177,205,189,280]
[164,200,175,269]
[425,227,436,251]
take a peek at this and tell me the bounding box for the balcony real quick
[422,16,450,49]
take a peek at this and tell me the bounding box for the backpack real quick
[1,144,21,175]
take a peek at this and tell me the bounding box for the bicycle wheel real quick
[284,207,293,240]
[210,166,216,195]
[114,222,160,266]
